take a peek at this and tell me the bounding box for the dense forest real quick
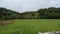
[0,7,60,20]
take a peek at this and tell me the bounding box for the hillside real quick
[0,7,60,20]
[0,7,21,20]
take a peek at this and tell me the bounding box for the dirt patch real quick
[0,20,14,26]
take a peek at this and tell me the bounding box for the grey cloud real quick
[0,0,60,13]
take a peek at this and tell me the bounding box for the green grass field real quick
[0,19,60,34]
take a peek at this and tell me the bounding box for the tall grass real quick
[0,19,60,34]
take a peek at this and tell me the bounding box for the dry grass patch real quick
[0,20,14,26]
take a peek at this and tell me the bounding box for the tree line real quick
[0,7,60,20]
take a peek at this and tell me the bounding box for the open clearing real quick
[0,19,60,34]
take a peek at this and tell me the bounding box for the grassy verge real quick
[0,19,60,34]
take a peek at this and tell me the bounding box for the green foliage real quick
[0,7,60,20]
[0,7,21,20]
[38,7,60,19]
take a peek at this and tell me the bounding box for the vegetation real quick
[0,7,21,20]
[0,19,60,34]
[0,7,60,20]
[0,7,60,34]
[38,7,60,19]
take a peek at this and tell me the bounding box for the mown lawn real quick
[0,19,60,34]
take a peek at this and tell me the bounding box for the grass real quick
[0,19,60,34]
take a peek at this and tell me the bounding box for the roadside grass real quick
[0,19,60,34]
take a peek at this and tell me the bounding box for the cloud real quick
[0,0,60,13]
[48,0,60,7]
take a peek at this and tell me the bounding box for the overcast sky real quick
[0,0,60,13]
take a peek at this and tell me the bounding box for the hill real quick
[0,7,60,20]
[0,7,22,20]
